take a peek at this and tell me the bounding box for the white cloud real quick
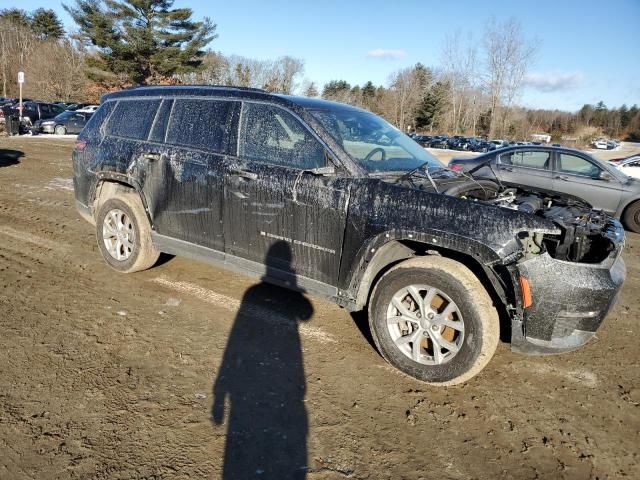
[523,71,584,93]
[366,48,407,59]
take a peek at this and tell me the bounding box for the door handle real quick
[555,175,569,181]
[230,168,258,180]
[142,152,161,161]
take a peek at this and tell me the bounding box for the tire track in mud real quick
[152,276,338,344]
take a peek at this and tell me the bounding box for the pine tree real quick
[64,0,217,86]
[31,9,64,39]
[0,9,30,28]
[303,82,318,97]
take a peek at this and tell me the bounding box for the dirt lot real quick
[0,136,639,479]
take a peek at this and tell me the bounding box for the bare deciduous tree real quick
[483,18,537,137]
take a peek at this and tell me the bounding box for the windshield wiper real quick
[394,162,445,193]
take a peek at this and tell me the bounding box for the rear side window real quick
[79,101,115,141]
[238,102,325,169]
[107,99,161,140]
[499,150,550,170]
[165,99,234,153]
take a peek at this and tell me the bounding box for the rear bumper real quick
[512,252,626,354]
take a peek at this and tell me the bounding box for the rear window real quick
[106,99,161,140]
[165,98,235,153]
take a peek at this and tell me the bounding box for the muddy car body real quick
[72,86,625,385]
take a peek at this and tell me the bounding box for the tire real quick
[623,201,640,233]
[96,195,160,273]
[368,256,499,385]
[54,125,66,135]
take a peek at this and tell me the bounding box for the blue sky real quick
[20,0,640,112]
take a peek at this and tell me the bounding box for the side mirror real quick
[597,170,612,181]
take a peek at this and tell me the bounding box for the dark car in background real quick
[72,86,625,386]
[413,135,433,147]
[32,110,93,135]
[11,101,65,125]
[428,135,449,148]
[448,145,640,232]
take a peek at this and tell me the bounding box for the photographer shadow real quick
[212,241,313,479]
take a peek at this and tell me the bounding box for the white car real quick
[610,155,640,179]
[593,140,609,149]
[76,105,99,113]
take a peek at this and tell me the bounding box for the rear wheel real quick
[623,201,640,233]
[368,256,499,385]
[54,125,66,135]
[96,195,159,273]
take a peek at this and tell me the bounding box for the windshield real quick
[309,108,443,173]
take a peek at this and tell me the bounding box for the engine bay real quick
[483,188,616,263]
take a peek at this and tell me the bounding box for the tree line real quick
[1,1,638,142]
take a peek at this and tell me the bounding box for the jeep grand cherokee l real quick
[72,86,626,385]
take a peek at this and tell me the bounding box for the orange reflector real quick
[519,276,533,309]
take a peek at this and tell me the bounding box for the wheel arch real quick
[347,231,512,315]
[90,174,152,225]
[619,196,640,218]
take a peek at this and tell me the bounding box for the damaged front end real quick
[485,188,626,354]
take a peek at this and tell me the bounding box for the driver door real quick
[552,152,623,213]
[223,102,349,287]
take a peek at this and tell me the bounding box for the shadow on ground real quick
[212,241,313,479]
[0,149,23,167]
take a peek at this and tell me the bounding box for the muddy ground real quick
[0,136,638,479]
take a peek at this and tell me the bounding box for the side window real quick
[165,98,234,153]
[558,154,600,177]
[79,101,115,141]
[107,99,161,140]
[239,102,325,169]
[499,150,550,170]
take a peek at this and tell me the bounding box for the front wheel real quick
[96,195,160,273]
[623,201,640,233]
[54,125,66,135]
[368,256,499,385]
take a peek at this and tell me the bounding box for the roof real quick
[101,85,367,114]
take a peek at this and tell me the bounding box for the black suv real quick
[73,86,626,385]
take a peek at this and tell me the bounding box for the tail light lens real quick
[74,139,87,152]
[449,163,463,172]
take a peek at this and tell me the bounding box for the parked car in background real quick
[32,110,93,135]
[413,135,433,147]
[466,138,494,152]
[65,103,91,112]
[11,101,65,125]
[446,135,466,149]
[593,139,612,150]
[76,105,100,113]
[72,85,625,385]
[449,145,640,232]
[429,135,449,148]
[610,154,640,180]
[490,139,510,149]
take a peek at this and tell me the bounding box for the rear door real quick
[552,152,623,213]
[496,149,554,190]
[137,97,238,251]
[222,101,349,287]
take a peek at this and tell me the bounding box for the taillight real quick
[74,139,87,151]
[449,163,463,171]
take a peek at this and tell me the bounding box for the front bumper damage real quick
[511,248,626,355]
